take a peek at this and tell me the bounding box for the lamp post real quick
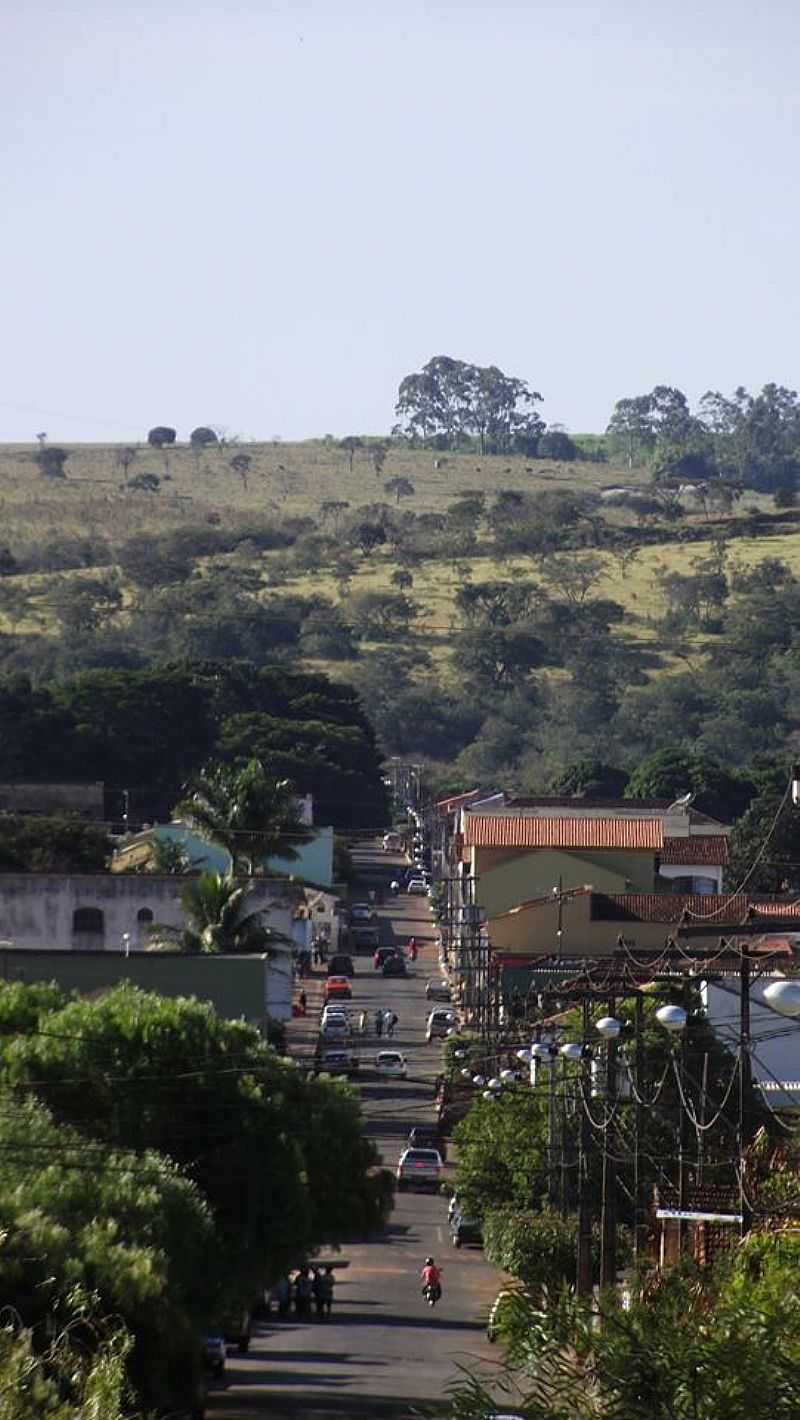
[595,1005,620,1289]
[561,1005,594,1296]
[656,1002,688,1254]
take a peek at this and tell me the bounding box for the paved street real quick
[207,843,501,1419]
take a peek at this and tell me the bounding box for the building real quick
[0,871,311,956]
[0,781,106,821]
[457,798,729,920]
[0,945,292,1030]
[112,814,335,889]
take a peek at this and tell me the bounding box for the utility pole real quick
[633,992,644,1263]
[577,999,593,1297]
[739,949,753,1238]
[600,995,618,1288]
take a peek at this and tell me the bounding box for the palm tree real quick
[174,759,314,876]
[149,871,291,955]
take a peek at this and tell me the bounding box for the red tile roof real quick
[435,788,481,813]
[660,835,728,866]
[593,893,800,924]
[464,815,663,851]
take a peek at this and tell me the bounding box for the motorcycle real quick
[423,1282,441,1308]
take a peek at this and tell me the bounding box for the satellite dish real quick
[667,792,695,811]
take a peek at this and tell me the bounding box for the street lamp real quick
[487,1077,503,1092]
[656,1003,687,1034]
[460,1068,472,1079]
[764,979,800,1016]
[516,1047,532,1063]
[596,1015,624,1040]
[500,1068,517,1083]
[472,1074,486,1088]
[483,1089,497,1101]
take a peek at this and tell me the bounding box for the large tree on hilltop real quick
[394,355,544,454]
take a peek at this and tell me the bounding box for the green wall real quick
[0,949,273,1032]
[477,847,655,919]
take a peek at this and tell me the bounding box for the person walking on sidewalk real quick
[298,988,307,1016]
[374,1009,383,1039]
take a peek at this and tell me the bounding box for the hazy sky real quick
[2,0,799,442]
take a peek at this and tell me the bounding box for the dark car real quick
[202,1334,226,1377]
[374,945,398,970]
[407,1124,446,1161]
[327,953,355,977]
[382,953,406,977]
[450,1212,483,1248]
[351,925,381,952]
[220,1307,252,1353]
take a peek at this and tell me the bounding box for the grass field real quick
[0,439,796,684]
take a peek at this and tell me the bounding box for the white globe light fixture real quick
[596,1015,623,1040]
[516,1047,533,1063]
[483,1089,497,1101]
[764,980,800,1017]
[656,1004,687,1034]
[460,1068,472,1079]
[473,1074,486,1088]
[560,1042,586,1061]
[488,1077,503,1092]
[532,1042,557,1063]
[500,1069,516,1083]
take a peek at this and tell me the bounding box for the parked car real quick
[406,877,429,895]
[382,953,406,977]
[324,976,352,1001]
[382,832,402,851]
[373,946,398,970]
[426,1008,458,1040]
[327,953,355,977]
[202,1334,226,1377]
[450,1212,483,1248]
[351,925,380,952]
[396,1147,443,1192]
[407,1124,446,1161]
[349,901,376,922]
[425,979,451,1002]
[374,1049,407,1079]
[318,1049,359,1076]
[320,1016,350,1039]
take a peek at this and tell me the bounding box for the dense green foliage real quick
[0,815,111,872]
[175,757,314,872]
[0,662,387,828]
[448,1236,800,1420]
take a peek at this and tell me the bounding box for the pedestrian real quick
[319,1265,335,1318]
[312,1267,325,1319]
[269,1274,291,1319]
[358,1009,368,1035]
[312,939,320,966]
[384,1009,395,1038]
[294,1266,313,1320]
[298,988,307,1016]
[375,1009,383,1039]
[408,937,418,962]
[318,940,328,965]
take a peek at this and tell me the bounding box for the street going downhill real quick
[206,841,500,1420]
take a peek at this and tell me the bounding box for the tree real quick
[394,355,544,453]
[126,470,160,492]
[117,532,193,588]
[320,500,350,532]
[538,552,607,607]
[625,747,754,821]
[174,757,313,874]
[34,445,68,479]
[229,452,252,490]
[189,426,218,448]
[549,759,628,797]
[370,441,389,477]
[384,475,415,505]
[340,435,363,471]
[151,870,290,953]
[0,814,111,872]
[538,427,579,460]
[49,575,122,636]
[391,568,414,591]
[452,624,548,691]
[115,446,137,478]
[347,589,418,640]
[350,520,387,558]
[147,426,176,448]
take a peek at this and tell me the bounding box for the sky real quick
[2,0,799,443]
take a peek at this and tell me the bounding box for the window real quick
[72,907,104,951]
[136,908,153,924]
[72,907,104,934]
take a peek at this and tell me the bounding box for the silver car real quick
[396,1147,443,1192]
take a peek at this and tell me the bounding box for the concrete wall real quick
[0,946,292,1028]
[474,846,655,919]
[0,782,105,820]
[0,873,298,955]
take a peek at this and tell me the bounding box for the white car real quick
[396,1146,443,1191]
[406,877,429,895]
[321,1016,351,1039]
[349,902,375,921]
[426,1008,458,1041]
[425,980,452,1002]
[374,1050,407,1079]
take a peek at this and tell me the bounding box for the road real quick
[207,842,501,1420]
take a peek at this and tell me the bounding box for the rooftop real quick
[464,815,664,851]
[490,889,800,928]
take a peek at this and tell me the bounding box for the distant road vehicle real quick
[327,953,355,977]
[349,901,376,922]
[374,1049,407,1079]
[450,1212,483,1248]
[324,975,352,1001]
[382,953,407,977]
[382,832,403,852]
[351,925,380,952]
[318,1049,359,1077]
[396,1147,443,1192]
[406,877,429,895]
[425,980,452,1002]
[426,1008,458,1041]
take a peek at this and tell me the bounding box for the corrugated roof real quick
[660,835,729,866]
[464,815,663,850]
[504,796,728,827]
